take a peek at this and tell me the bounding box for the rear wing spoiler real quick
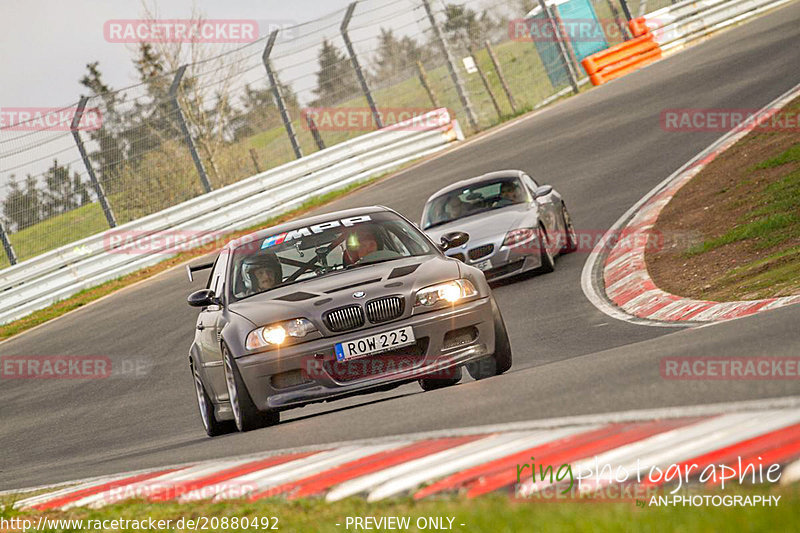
[186,261,214,282]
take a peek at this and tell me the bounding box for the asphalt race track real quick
[2,3,799,491]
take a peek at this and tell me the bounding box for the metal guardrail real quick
[0,109,462,325]
[641,0,795,50]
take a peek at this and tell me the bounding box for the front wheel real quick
[222,344,279,432]
[536,226,555,274]
[467,297,513,380]
[192,362,236,437]
[561,204,578,253]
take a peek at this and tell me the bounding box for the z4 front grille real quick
[468,244,494,261]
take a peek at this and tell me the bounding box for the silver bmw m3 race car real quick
[187,206,512,436]
[421,170,577,281]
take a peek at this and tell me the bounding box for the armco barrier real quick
[0,109,462,326]
[630,0,795,51]
[581,33,662,86]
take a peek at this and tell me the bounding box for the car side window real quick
[207,255,226,297]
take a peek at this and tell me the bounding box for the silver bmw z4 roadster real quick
[421,170,577,281]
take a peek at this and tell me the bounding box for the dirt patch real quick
[646,96,800,301]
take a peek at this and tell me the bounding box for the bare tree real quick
[136,1,253,184]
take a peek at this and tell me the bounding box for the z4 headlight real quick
[246,318,317,350]
[415,279,478,307]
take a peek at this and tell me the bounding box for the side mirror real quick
[440,231,469,251]
[188,289,219,308]
[534,185,553,198]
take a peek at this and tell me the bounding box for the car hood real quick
[227,255,460,327]
[424,204,534,244]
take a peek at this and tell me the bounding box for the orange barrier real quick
[581,32,662,86]
[628,17,649,37]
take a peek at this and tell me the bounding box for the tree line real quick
[2,4,499,233]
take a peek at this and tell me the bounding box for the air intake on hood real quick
[387,263,420,279]
[275,291,318,302]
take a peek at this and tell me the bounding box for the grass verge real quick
[646,95,800,301]
[1,488,797,533]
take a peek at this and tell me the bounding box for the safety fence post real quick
[421,0,479,130]
[341,2,383,129]
[71,96,117,228]
[169,65,213,193]
[485,40,517,114]
[263,29,303,159]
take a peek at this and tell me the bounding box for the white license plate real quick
[335,326,415,361]
[474,259,492,271]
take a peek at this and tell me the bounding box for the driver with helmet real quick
[240,251,282,296]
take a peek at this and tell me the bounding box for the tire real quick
[192,361,236,437]
[561,204,578,253]
[467,297,513,380]
[419,366,462,391]
[536,225,555,274]
[222,343,279,432]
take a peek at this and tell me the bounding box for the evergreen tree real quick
[41,160,83,218]
[311,40,359,106]
[79,61,126,189]
[2,175,41,231]
[442,4,497,49]
[373,29,427,84]
[129,43,182,156]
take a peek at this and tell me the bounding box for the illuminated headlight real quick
[415,279,478,307]
[246,318,316,350]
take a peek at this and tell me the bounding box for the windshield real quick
[422,177,530,229]
[229,211,435,300]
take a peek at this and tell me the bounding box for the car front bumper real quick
[235,296,495,411]
[455,240,543,282]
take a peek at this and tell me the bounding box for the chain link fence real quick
[0,0,640,269]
